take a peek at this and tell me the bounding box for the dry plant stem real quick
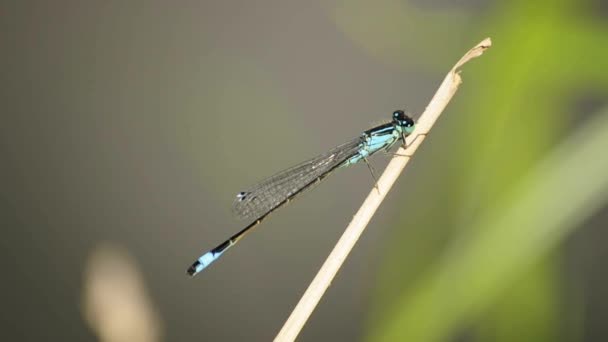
[274,38,492,342]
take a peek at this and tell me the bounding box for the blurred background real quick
[3,0,608,341]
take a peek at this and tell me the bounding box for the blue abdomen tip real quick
[186,251,223,276]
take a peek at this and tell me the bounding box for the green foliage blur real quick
[331,0,608,341]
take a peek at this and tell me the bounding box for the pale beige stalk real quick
[274,38,493,342]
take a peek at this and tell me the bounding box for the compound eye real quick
[404,116,414,127]
[393,110,405,120]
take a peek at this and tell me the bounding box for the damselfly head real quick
[392,110,415,133]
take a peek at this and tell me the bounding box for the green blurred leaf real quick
[369,108,608,341]
[363,1,608,341]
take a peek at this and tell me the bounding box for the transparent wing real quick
[232,137,364,219]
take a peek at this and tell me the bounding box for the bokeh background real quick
[3,1,608,341]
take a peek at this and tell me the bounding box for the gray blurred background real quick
[3,1,608,341]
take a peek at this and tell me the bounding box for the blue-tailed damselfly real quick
[187,110,415,276]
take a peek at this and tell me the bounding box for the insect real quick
[187,110,415,276]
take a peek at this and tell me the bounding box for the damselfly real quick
[187,110,415,276]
